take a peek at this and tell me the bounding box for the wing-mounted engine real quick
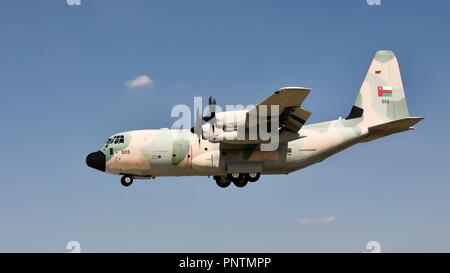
[202,110,255,144]
[198,87,312,145]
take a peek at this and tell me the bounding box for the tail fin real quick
[346,50,411,127]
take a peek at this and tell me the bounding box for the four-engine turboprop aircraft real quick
[86,50,423,188]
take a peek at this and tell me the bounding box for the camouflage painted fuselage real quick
[100,118,367,178]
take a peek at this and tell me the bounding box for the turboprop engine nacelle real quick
[202,110,249,142]
[213,110,248,131]
[201,109,298,145]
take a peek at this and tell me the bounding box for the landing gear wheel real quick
[228,173,243,182]
[121,175,133,187]
[246,173,260,182]
[227,173,248,187]
[214,176,231,188]
[233,175,248,188]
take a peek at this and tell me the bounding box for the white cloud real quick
[126,74,154,89]
[297,216,336,225]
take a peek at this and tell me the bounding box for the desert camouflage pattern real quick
[88,51,423,179]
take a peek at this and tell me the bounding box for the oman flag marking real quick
[378,86,393,97]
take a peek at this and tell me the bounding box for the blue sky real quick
[0,0,449,252]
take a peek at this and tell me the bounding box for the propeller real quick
[190,95,217,144]
[203,96,216,122]
[190,106,203,143]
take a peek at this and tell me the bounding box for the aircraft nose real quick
[86,151,106,172]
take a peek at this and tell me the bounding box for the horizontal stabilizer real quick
[361,117,424,142]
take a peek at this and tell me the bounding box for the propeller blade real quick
[208,96,216,105]
[190,107,203,144]
[203,96,217,122]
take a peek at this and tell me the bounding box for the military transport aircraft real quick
[86,50,423,188]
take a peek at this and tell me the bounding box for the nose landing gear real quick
[121,175,133,187]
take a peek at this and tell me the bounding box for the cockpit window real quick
[108,135,124,144]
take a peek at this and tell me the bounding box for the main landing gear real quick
[121,175,133,187]
[214,176,231,188]
[213,173,261,188]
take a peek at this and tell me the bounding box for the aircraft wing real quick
[203,87,312,145]
[247,87,312,134]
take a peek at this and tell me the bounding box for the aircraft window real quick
[108,135,125,144]
[111,135,124,144]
